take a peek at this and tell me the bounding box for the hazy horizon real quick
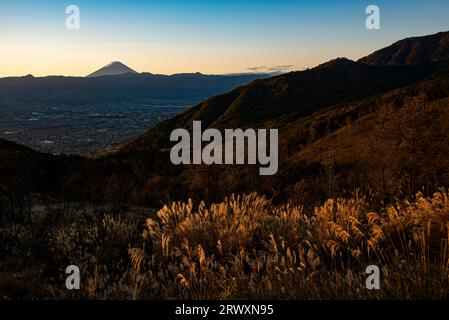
[0,60,290,78]
[1,0,449,77]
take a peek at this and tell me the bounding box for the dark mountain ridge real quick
[121,58,445,151]
[358,31,449,65]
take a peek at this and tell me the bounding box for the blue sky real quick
[0,0,448,76]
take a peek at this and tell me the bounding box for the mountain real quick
[87,61,138,77]
[358,31,449,65]
[114,31,449,204]
[2,31,449,207]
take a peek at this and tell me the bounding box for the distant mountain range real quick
[1,30,449,206]
[0,65,274,105]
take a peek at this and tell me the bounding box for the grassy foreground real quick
[1,189,449,299]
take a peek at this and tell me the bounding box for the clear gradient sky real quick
[0,0,448,77]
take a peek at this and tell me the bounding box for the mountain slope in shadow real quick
[121,58,443,152]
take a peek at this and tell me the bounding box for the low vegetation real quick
[2,189,449,299]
